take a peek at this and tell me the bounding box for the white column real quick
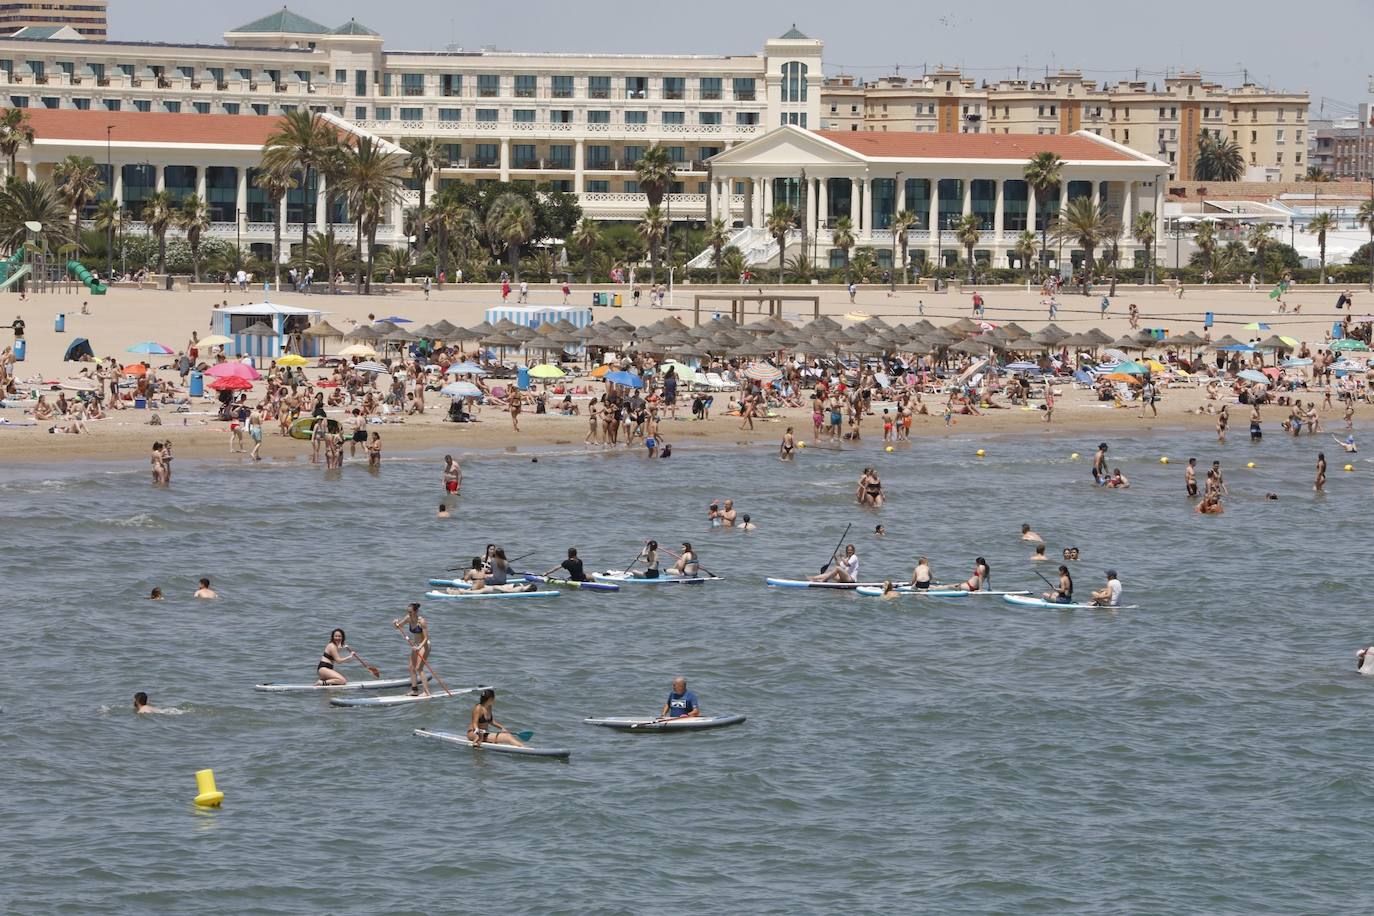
[849,177,860,228]
[762,177,773,216]
[573,139,585,194]
[803,177,814,233]
[1058,183,1068,220]
[236,168,248,232]
[817,177,829,229]
[113,167,125,210]
[753,178,764,226]
[962,178,972,216]
[155,165,166,193]
[861,177,872,235]
[1027,185,1038,237]
[993,179,1005,242]
[1091,178,1102,213]
[276,197,287,262]
[195,168,206,201]
[721,180,732,225]
[314,174,327,228]
[928,178,939,246]
[1123,181,1135,231]
[499,139,510,181]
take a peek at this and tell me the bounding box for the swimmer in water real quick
[193,578,218,599]
[1020,523,1043,543]
[1332,434,1358,453]
[147,587,164,600]
[437,503,450,518]
[878,580,902,600]
[1105,467,1130,489]
[738,513,756,531]
[133,692,166,714]
[1030,544,1049,562]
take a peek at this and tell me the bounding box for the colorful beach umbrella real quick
[441,381,482,399]
[604,370,644,388]
[205,362,261,381]
[197,334,233,348]
[352,362,390,374]
[1331,338,1370,352]
[126,341,173,355]
[743,362,783,383]
[446,362,487,376]
[209,375,253,391]
[1237,369,1270,385]
[121,364,147,376]
[589,364,612,379]
[1242,322,1271,331]
[1113,360,1150,375]
[528,363,566,379]
[275,354,308,367]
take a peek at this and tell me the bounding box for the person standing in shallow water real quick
[1314,452,1327,492]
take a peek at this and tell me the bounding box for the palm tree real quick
[1246,222,1274,284]
[261,110,336,283]
[953,213,981,280]
[635,205,668,284]
[51,155,104,244]
[831,215,855,276]
[142,190,177,274]
[92,198,121,264]
[765,202,796,284]
[1101,219,1124,296]
[1194,132,1246,181]
[177,194,211,282]
[704,216,728,285]
[1052,197,1112,293]
[402,137,445,256]
[850,247,876,283]
[306,232,357,278]
[1014,230,1037,284]
[634,145,675,210]
[1024,152,1064,281]
[252,164,297,288]
[485,191,537,282]
[338,136,407,294]
[0,179,71,250]
[1132,211,1157,284]
[1306,211,1336,285]
[0,107,35,177]
[571,216,602,284]
[1304,166,1334,182]
[891,209,916,284]
[1192,221,1218,279]
[377,244,411,279]
[720,246,745,284]
[1358,198,1374,292]
[426,188,475,284]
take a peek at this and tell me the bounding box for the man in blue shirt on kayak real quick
[660,677,700,720]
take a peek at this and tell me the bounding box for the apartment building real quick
[822,70,1309,183]
[0,8,823,227]
[1310,109,1373,179]
[0,1,106,38]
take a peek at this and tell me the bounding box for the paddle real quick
[392,621,453,697]
[498,728,535,741]
[345,645,381,678]
[820,523,852,573]
[622,542,647,575]
[658,545,720,579]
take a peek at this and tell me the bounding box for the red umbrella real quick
[122,364,147,376]
[209,376,253,391]
[205,362,261,381]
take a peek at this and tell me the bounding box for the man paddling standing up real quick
[659,677,700,721]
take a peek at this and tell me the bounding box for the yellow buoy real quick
[194,768,224,808]
[797,441,806,449]
[1159,456,1169,464]
[1345,464,1355,472]
[1246,462,1256,469]
[975,448,985,457]
[1070,452,1080,460]
[885,445,894,453]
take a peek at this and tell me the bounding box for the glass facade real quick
[120,164,155,219]
[1002,179,1028,231]
[205,166,237,222]
[903,178,930,230]
[164,165,196,202]
[781,62,808,103]
[825,177,851,224]
[872,177,895,229]
[936,179,963,230]
[971,179,996,230]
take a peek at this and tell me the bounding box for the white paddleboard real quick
[593,570,724,586]
[255,676,425,693]
[330,685,488,707]
[583,715,745,731]
[413,728,571,759]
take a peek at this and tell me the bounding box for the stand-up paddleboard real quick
[583,715,746,731]
[424,588,560,600]
[854,587,1030,598]
[764,578,890,590]
[330,686,488,707]
[413,728,571,759]
[592,570,724,586]
[518,573,620,592]
[1002,593,1137,610]
[289,416,341,440]
[255,676,426,693]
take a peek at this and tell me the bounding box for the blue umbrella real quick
[127,341,174,355]
[1279,358,1313,368]
[1237,369,1270,385]
[1114,360,1150,375]
[378,316,412,324]
[604,370,644,389]
[1217,343,1255,352]
[446,362,487,376]
[442,381,482,398]
[1005,361,1041,372]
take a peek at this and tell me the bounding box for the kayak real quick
[519,573,620,592]
[1002,594,1137,610]
[583,715,746,731]
[255,676,425,693]
[592,570,724,586]
[424,588,561,600]
[330,686,488,707]
[413,728,571,759]
[764,578,890,590]
[854,587,971,598]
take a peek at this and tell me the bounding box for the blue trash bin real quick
[55,312,65,333]
[517,366,530,391]
[189,370,204,397]
[14,338,25,361]
[1204,311,1214,329]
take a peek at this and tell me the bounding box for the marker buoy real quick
[1159,456,1169,464]
[193,769,224,808]
[1070,452,1080,460]
[797,441,806,449]
[1345,464,1355,472]
[885,445,894,453]
[975,448,985,457]
[1246,462,1256,469]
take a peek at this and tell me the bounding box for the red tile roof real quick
[815,130,1139,162]
[22,109,289,147]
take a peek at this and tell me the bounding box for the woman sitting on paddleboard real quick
[674,542,699,577]
[958,557,990,592]
[393,604,431,696]
[1042,565,1073,604]
[469,689,524,748]
[809,544,859,584]
[316,628,362,686]
[635,541,661,579]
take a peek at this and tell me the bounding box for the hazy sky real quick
[106,0,1372,116]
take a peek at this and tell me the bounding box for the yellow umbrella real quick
[1146,359,1168,372]
[198,334,233,347]
[528,363,566,379]
[275,354,309,367]
[339,343,378,358]
[1279,336,1300,348]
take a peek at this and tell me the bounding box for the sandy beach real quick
[0,278,1367,464]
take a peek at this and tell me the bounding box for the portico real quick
[705,125,1168,273]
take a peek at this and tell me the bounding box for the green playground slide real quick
[67,259,108,295]
[0,249,24,284]
[0,263,32,290]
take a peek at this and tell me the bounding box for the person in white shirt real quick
[1091,570,1122,607]
[809,544,859,584]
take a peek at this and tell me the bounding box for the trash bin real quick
[189,370,204,397]
[517,366,530,391]
[54,312,65,333]
[1204,311,1214,329]
[165,275,174,291]
[612,293,622,307]
[13,338,25,361]
[592,292,606,306]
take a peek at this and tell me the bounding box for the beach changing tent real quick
[63,337,94,361]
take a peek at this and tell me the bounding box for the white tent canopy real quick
[213,302,321,316]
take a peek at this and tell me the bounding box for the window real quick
[511,144,536,167]
[514,75,536,98]
[221,102,236,114]
[733,77,756,101]
[478,74,499,97]
[663,111,684,125]
[549,144,573,168]
[400,107,423,121]
[355,106,367,120]
[547,180,573,192]
[439,108,461,122]
[699,146,720,159]
[1275,129,1285,143]
[586,145,610,166]
[374,107,391,120]
[550,109,573,123]
[401,73,424,96]
[1276,152,1284,164]
[552,75,573,98]
[252,104,269,116]
[626,76,648,99]
[102,98,119,111]
[73,97,90,110]
[626,111,647,124]
[588,110,610,124]
[587,180,609,193]
[663,77,685,100]
[624,146,645,164]
[588,76,610,99]
[355,69,367,96]
[624,181,639,194]
[163,100,180,113]
[476,108,498,122]
[441,74,461,97]
[700,111,721,125]
[475,143,499,166]
[737,112,759,126]
[38,96,57,109]
[193,101,209,114]
[664,146,686,163]
[381,73,392,96]
[781,62,808,102]
[513,109,535,123]
[133,99,151,112]
[27,60,44,80]
[700,77,721,100]
[441,143,461,163]
[1251,130,1257,143]
[335,69,346,83]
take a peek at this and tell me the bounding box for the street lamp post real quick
[105,125,113,281]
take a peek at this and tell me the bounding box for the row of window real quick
[348,70,762,101]
[0,59,314,87]
[357,106,760,126]
[429,142,723,168]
